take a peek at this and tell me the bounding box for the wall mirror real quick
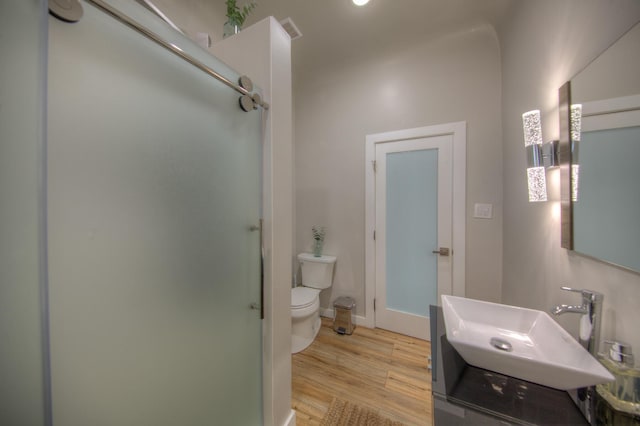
[560,21,640,273]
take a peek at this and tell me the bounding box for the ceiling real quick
[240,0,513,76]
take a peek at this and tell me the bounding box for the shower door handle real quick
[432,247,450,256]
[249,219,265,319]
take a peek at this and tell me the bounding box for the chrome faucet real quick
[551,286,603,356]
[551,303,588,315]
[551,286,604,426]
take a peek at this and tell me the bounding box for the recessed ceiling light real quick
[352,0,370,6]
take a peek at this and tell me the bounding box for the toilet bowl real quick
[291,253,336,354]
[291,287,321,354]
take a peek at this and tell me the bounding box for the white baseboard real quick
[320,308,373,328]
[283,409,296,426]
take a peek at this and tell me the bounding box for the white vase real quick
[223,21,240,38]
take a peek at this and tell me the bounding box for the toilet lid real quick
[291,287,318,309]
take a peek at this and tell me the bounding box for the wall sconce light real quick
[522,110,559,202]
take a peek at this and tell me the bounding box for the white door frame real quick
[363,122,466,329]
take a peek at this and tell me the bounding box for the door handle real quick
[249,220,264,319]
[432,247,450,256]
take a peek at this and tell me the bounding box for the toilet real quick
[291,253,337,354]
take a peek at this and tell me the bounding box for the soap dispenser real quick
[604,340,634,367]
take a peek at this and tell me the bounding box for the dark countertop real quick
[431,305,588,425]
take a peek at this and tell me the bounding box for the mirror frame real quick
[559,81,573,250]
[559,22,640,274]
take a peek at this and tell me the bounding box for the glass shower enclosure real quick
[2,0,264,424]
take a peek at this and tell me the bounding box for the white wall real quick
[498,1,640,362]
[294,24,504,317]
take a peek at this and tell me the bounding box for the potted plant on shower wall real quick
[223,0,256,38]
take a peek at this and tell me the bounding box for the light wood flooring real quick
[292,317,432,425]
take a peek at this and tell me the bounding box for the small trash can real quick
[333,296,355,335]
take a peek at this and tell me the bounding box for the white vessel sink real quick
[441,295,614,390]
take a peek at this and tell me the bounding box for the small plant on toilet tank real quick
[312,225,325,257]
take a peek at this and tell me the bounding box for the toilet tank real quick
[298,253,336,290]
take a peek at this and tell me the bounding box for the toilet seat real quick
[291,286,319,309]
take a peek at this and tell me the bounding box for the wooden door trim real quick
[364,122,466,330]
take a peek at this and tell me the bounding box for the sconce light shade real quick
[523,110,543,147]
[522,110,547,202]
[527,167,548,202]
[570,104,582,202]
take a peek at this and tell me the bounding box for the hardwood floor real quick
[292,317,432,425]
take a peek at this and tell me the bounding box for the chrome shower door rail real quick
[84,0,270,110]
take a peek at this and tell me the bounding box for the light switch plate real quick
[474,203,493,219]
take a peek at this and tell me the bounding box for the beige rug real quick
[320,398,405,426]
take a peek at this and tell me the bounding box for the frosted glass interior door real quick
[375,136,452,340]
[48,2,262,425]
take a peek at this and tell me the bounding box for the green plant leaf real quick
[225,0,256,26]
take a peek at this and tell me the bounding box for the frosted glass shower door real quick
[0,2,49,424]
[48,2,262,425]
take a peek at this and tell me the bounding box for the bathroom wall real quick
[294,24,504,317]
[498,0,640,364]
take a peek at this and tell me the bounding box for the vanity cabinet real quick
[430,305,588,426]
[433,394,517,425]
